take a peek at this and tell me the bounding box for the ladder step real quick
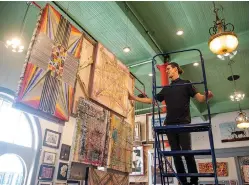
[154,123,211,133]
[163,173,215,177]
[160,149,211,156]
[156,81,204,88]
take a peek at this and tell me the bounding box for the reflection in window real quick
[0,154,24,185]
[0,95,32,148]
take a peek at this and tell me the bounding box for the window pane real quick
[0,96,32,148]
[0,154,24,185]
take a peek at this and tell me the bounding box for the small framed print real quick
[59,144,71,161]
[38,182,53,185]
[43,151,56,165]
[43,129,61,149]
[57,162,68,180]
[38,164,55,181]
[67,180,81,185]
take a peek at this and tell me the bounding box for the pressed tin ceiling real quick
[0,1,249,118]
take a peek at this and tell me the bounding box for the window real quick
[0,154,25,185]
[0,94,32,148]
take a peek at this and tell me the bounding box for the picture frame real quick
[67,180,81,185]
[69,162,87,180]
[130,146,144,175]
[219,122,249,143]
[59,144,71,161]
[198,162,228,176]
[146,112,167,143]
[37,182,53,185]
[54,183,66,185]
[38,164,55,181]
[57,162,68,181]
[43,151,56,165]
[134,122,141,142]
[43,129,62,149]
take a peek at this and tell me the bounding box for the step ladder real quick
[151,49,219,185]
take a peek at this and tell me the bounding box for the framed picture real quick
[43,129,62,149]
[69,162,87,180]
[148,149,173,184]
[57,162,68,180]
[130,146,144,175]
[242,165,249,182]
[38,164,55,181]
[55,183,66,185]
[43,151,56,165]
[134,122,141,142]
[219,122,249,143]
[198,162,228,176]
[146,113,167,143]
[199,180,229,185]
[38,182,53,185]
[59,144,71,161]
[67,180,81,185]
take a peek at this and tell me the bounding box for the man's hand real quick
[207,90,213,100]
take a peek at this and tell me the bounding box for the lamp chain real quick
[20,2,31,38]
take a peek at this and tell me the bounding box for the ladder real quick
[151,49,218,185]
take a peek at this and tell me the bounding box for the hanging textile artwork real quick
[72,97,110,167]
[89,43,130,118]
[14,4,83,123]
[107,114,133,172]
[88,168,129,185]
[72,36,96,115]
[198,162,228,176]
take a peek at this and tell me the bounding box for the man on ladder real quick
[129,62,213,185]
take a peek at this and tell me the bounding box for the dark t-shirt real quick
[156,78,197,124]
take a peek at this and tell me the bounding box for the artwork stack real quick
[13,3,135,184]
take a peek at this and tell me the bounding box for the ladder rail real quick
[151,49,219,185]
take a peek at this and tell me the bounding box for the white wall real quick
[191,111,249,150]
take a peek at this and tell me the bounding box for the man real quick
[128,62,213,185]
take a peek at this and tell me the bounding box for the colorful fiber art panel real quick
[90,43,130,118]
[14,4,83,123]
[88,168,129,185]
[73,97,110,167]
[72,36,96,115]
[198,162,228,176]
[107,114,133,173]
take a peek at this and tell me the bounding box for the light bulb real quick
[123,47,131,53]
[176,30,184,35]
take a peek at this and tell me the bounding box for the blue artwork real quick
[219,122,249,143]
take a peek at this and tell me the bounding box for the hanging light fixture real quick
[228,60,245,102]
[235,111,249,129]
[227,60,249,129]
[5,2,31,53]
[208,2,238,56]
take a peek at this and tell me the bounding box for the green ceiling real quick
[0,1,249,118]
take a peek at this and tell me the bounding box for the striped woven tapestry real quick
[14,4,83,123]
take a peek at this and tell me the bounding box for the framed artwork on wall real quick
[59,144,71,161]
[43,129,61,149]
[130,146,144,175]
[67,180,81,185]
[146,113,167,143]
[237,156,249,183]
[57,162,68,181]
[219,122,249,143]
[134,122,141,142]
[38,164,55,181]
[43,151,56,165]
[38,182,53,185]
[69,162,87,180]
[198,162,228,176]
